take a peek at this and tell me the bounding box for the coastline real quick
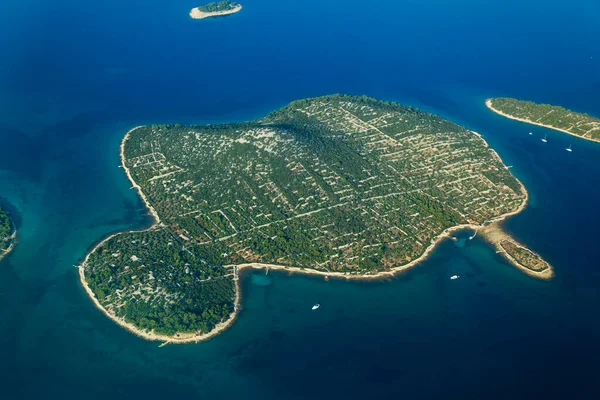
[77,126,237,344]
[485,99,600,144]
[0,232,16,263]
[465,143,554,280]
[481,223,554,280]
[190,4,242,20]
[0,217,17,263]
[119,127,161,225]
[78,125,553,345]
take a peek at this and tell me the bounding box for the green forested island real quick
[0,207,15,260]
[196,1,239,13]
[190,1,242,19]
[487,98,600,142]
[81,95,551,342]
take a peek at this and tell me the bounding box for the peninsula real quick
[487,98,600,143]
[190,1,242,20]
[0,207,16,262]
[79,95,553,343]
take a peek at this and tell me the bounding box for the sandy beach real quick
[190,4,242,20]
[77,125,553,345]
[486,99,600,144]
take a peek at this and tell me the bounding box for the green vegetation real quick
[489,98,600,142]
[0,207,14,254]
[84,95,526,337]
[196,1,239,13]
[500,240,549,272]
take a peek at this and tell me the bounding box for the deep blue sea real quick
[1,0,600,398]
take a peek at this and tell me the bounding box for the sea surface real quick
[1,0,599,398]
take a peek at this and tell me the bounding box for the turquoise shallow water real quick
[1,0,600,398]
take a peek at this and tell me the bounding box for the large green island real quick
[190,1,242,20]
[80,95,553,343]
[487,98,600,143]
[0,207,16,262]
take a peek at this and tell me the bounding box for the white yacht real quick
[566,144,572,152]
[529,132,533,135]
[450,275,460,280]
[312,303,320,310]
[541,134,548,143]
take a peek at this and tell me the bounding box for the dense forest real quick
[84,95,526,338]
[489,98,600,142]
[196,1,239,13]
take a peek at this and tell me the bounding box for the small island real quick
[190,1,242,20]
[480,224,552,278]
[487,98,600,143]
[0,207,16,262]
[79,95,553,344]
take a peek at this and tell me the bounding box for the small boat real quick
[541,134,548,143]
[529,132,533,135]
[312,303,320,310]
[566,145,572,152]
[450,275,459,280]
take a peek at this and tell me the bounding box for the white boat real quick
[566,145,572,152]
[312,303,320,310]
[529,132,533,135]
[450,275,459,280]
[541,134,548,143]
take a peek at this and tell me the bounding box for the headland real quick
[79,95,554,344]
[486,98,600,143]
